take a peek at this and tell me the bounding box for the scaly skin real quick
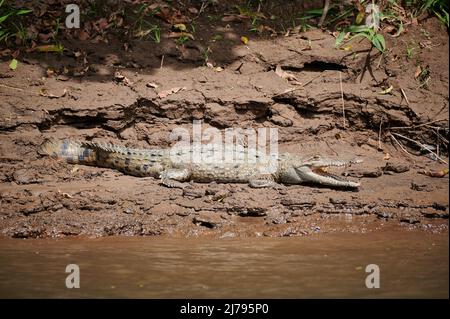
[40,140,362,188]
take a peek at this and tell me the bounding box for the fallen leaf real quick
[9,59,18,70]
[379,85,393,94]
[414,65,422,78]
[275,65,301,84]
[340,44,353,51]
[78,30,90,41]
[167,32,195,40]
[173,23,187,31]
[418,168,449,178]
[221,14,248,22]
[155,6,189,24]
[158,87,186,99]
[0,49,12,57]
[188,7,199,14]
[95,18,109,31]
[46,68,55,77]
[146,82,159,89]
[39,88,67,99]
[240,36,249,44]
[35,44,64,53]
[114,71,132,86]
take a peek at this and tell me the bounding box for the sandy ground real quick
[0,10,448,238]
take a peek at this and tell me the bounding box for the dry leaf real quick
[146,82,159,89]
[39,88,67,99]
[379,85,394,95]
[240,36,249,44]
[78,30,90,41]
[275,65,301,85]
[188,7,199,14]
[173,23,187,31]
[414,65,422,79]
[158,87,186,98]
[418,168,449,178]
[168,32,195,40]
[114,71,132,86]
[35,44,64,53]
[222,14,247,22]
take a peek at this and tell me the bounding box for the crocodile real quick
[40,139,362,189]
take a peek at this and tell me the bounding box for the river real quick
[0,229,448,298]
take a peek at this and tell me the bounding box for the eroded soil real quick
[0,7,448,238]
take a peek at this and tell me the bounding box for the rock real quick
[219,231,236,238]
[13,169,45,184]
[383,162,410,173]
[411,182,429,191]
[183,188,205,198]
[193,211,224,228]
[270,115,293,127]
[269,103,298,127]
[237,206,268,217]
[344,168,383,178]
[280,198,316,209]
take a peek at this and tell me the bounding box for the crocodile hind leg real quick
[248,174,285,189]
[159,168,191,188]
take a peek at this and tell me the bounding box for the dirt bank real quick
[0,5,448,238]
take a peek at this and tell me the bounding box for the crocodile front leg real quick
[159,168,191,188]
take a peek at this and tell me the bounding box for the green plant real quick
[336,25,386,53]
[0,0,32,43]
[406,44,415,60]
[202,46,211,65]
[249,16,261,33]
[405,0,449,27]
[176,34,189,45]
[422,0,449,27]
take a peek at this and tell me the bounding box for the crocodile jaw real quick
[295,165,360,188]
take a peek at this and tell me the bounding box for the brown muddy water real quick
[0,230,448,298]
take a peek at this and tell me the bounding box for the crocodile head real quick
[292,155,361,188]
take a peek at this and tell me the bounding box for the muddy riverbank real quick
[0,3,448,238]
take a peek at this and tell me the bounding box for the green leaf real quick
[347,25,370,33]
[0,12,12,24]
[9,58,18,70]
[16,9,32,15]
[372,34,386,53]
[335,31,346,48]
[355,11,365,24]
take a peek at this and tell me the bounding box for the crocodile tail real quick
[39,139,97,165]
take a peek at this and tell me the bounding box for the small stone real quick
[383,162,410,173]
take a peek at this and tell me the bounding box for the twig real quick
[272,74,322,97]
[400,88,410,106]
[0,83,25,91]
[160,54,164,69]
[378,118,383,150]
[391,132,448,164]
[339,71,346,129]
[302,74,322,87]
[388,133,414,157]
[376,52,383,69]
[324,140,339,156]
[389,119,449,130]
